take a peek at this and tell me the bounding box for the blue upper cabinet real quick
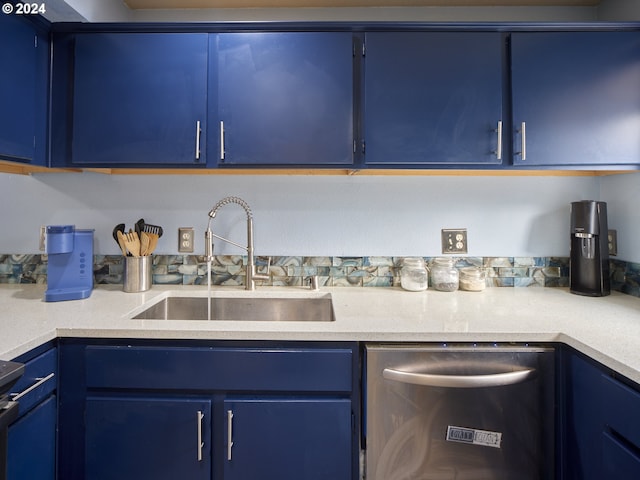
[0,14,48,166]
[215,32,355,166]
[363,32,504,167]
[46,26,640,171]
[69,33,208,166]
[511,31,640,167]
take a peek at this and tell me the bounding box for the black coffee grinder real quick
[570,200,610,296]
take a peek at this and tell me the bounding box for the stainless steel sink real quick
[132,295,335,322]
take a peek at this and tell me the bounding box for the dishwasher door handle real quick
[383,367,536,388]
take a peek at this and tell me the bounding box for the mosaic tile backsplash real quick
[1,254,639,297]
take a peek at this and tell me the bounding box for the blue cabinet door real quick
[564,351,605,480]
[216,32,354,166]
[223,398,352,480]
[85,397,211,480]
[71,33,208,166]
[602,431,640,477]
[7,395,56,480]
[563,349,640,479]
[364,32,504,167]
[511,32,640,167]
[0,14,47,165]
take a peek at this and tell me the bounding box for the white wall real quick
[0,172,599,257]
[601,172,640,263]
[22,1,637,261]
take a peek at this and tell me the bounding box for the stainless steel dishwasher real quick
[365,344,555,480]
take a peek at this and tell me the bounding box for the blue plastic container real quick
[45,226,94,302]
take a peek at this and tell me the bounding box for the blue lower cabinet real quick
[223,398,352,480]
[602,431,640,477]
[564,348,640,479]
[564,351,605,479]
[7,346,57,480]
[7,396,56,480]
[59,340,359,480]
[85,397,212,480]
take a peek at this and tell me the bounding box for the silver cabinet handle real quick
[516,121,527,160]
[195,120,201,161]
[226,409,234,461]
[495,120,503,160]
[220,121,225,160]
[10,372,55,400]
[383,366,535,388]
[196,410,205,462]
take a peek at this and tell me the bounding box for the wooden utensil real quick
[140,224,162,255]
[123,231,141,257]
[140,231,151,256]
[146,232,159,255]
[116,230,128,257]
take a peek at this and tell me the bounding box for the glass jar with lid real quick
[459,267,486,292]
[430,258,459,292]
[400,257,429,292]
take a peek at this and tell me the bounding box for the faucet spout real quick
[205,196,269,290]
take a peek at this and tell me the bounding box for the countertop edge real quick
[1,285,639,384]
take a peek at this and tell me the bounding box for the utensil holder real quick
[123,256,153,293]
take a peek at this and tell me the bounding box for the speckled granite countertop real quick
[1,284,639,382]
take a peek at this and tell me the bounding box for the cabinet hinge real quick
[362,41,366,56]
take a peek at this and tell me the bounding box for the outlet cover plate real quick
[608,229,617,256]
[442,228,468,254]
[178,227,195,253]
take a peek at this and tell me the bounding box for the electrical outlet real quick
[442,228,468,254]
[178,227,195,253]
[608,229,618,256]
[39,226,46,252]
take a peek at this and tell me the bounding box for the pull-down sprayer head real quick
[208,196,253,220]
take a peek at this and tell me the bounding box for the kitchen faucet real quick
[205,196,270,290]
